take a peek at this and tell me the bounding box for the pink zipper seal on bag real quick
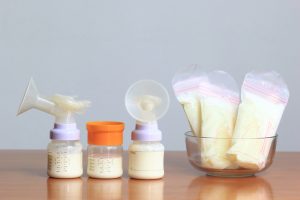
[243,79,289,104]
[198,82,240,105]
[173,77,207,95]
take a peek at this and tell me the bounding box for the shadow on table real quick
[186,176,274,200]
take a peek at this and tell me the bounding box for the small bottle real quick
[48,124,83,178]
[86,121,125,179]
[125,80,170,179]
[128,122,165,179]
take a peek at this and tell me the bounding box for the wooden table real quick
[0,151,299,200]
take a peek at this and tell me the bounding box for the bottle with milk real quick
[47,123,83,178]
[125,80,170,179]
[86,121,124,179]
[17,78,90,178]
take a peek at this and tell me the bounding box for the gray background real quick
[0,0,299,151]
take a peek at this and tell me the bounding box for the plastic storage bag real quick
[173,67,240,169]
[227,71,289,170]
[172,65,206,137]
[199,71,240,169]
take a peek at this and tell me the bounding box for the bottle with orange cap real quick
[86,121,125,179]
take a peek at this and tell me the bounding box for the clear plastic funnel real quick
[17,78,90,124]
[125,80,170,122]
[17,78,55,116]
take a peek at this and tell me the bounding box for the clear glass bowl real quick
[185,131,277,177]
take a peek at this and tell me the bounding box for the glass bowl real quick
[185,131,277,177]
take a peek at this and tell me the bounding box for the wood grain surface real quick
[0,151,299,200]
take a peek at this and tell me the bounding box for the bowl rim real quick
[184,131,278,139]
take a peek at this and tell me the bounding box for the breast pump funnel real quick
[17,78,90,140]
[125,80,170,141]
[17,78,55,116]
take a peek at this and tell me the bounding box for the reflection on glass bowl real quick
[185,131,277,177]
[188,176,273,200]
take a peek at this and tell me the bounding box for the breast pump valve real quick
[17,78,90,178]
[125,80,169,179]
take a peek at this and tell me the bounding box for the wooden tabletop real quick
[0,151,299,200]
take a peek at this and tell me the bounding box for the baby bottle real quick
[47,124,83,178]
[17,79,90,178]
[125,80,170,179]
[86,122,125,179]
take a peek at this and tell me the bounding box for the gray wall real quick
[0,0,299,151]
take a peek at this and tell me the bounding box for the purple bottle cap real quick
[50,123,80,140]
[131,122,162,141]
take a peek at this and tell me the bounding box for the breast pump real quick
[17,79,90,178]
[125,80,169,179]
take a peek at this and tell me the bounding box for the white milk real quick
[227,92,286,170]
[173,72,240,170]
[128,141,164,179]
[87,156,123,179]
[129,151,164,179]
[228,71,289,170]
[48,152,83,178]
[178,95,202,137]
[200,97,239,169]
[173,78,204,137]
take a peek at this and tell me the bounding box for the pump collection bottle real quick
[128,122,165,179]
[47,124,83,178]
[125,80,170,179]
[17,79,89,179]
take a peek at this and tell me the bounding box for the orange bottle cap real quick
[86,121,125,146]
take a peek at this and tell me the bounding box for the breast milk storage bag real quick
[173,67,240,169]
[228,71,290,170]
[172,65,206,137]
[198,71,240,169]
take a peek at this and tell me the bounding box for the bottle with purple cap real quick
[125,80,170,179]
[17,78,90,178]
